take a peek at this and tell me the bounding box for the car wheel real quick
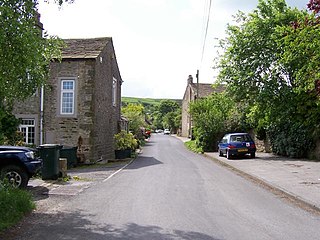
[226,150,231,159]
[0,165,29,188]
[219,148,223,157]
[251,152,255,158]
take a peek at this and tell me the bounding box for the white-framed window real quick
[112,77,117,106]
[60,79,75,114]
[19,119,35,144]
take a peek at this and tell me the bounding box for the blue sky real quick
[38,0,307,99]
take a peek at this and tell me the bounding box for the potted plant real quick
[114,131,138,159]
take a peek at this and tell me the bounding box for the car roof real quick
[0,146,33,152]
[224,133,250,137]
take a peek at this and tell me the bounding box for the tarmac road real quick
[3,134,320,240]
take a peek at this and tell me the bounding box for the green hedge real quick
[268,122,314,158]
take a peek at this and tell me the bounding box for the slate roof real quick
[190,83,225,98]
[61,37,111,59]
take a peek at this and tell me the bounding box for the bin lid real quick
[61,146,77,149]
[38,144,62,149]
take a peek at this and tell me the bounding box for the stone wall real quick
[90,42,121,161]
[45,59,94,162]
[254,137,272,153]
[12,91,41,145]
[12,41,122,162]
[181,85,193,138]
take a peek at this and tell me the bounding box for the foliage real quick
[121,103,145,137]
[184,140,203,154]
[267,121,314,158]
[121,98,182,132]
[0,0,64,107]
[215,0,320,158]
[0,181,35,231]
[157,100,180,117]
[189,92,250,151]
[307,0,320,14]
[0,108,22,145]
[122,97,181,108]
[114,130,138,150]
[153,99,181,131]
[217,0,304,102]
[162,109,181,133]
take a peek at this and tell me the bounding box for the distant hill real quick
[122,97,182,107]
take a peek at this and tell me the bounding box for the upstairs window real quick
[112,77,117,106]
[60,80,75,115]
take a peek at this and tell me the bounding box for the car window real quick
[230,134,252,142]
[222,137,228,143]
[230,135,240,142]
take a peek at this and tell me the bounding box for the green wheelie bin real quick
[60,146,78,169]
[38,144,62,180]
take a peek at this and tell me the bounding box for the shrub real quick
[184,140,204,154]
[267,122,314,158]
[114,131,138,150]
[0,182,35,231]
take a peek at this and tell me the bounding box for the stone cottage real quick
[13,37,123,162]
[181,75,224,138]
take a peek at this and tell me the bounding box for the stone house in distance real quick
[13,37,123,162]
[181,75,224,138]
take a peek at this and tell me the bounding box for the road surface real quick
[5,134,320,240]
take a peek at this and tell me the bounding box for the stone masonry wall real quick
[46,59,95,162]
[91,42,121,161]
[12,91,41,145]
[12,42,122,162]
[181,85,194,138]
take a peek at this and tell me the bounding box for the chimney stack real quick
[187,75,193,84]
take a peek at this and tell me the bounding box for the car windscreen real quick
[230,135,252,142]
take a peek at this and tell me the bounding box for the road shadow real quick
[127,156,163,170]
[27,185,49,201]
[141,141,155,147]
[68,163,129,173]
[1,210,221,240]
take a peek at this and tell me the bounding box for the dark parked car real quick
[218,133,256,159]
[0,146,42,188]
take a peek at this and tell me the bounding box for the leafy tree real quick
[158,100,180,117]
[154,99,181,131]
[0,0,68,144]
[0,108,22,145]
[0,0,65,106]
[217,0,305,102]
[162,109,181,133]
[216,0,319,157]
[122,104,146,138]
[189,93,249,151]
[307,0,320,14]
[151,110,163,130]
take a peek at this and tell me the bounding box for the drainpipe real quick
[35,12,44,145]
[40,86,44,145]
[36,13,44,145]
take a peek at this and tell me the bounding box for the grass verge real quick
[0,183,35,232]
[184,140,204,154]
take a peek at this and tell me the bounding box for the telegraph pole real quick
[196,69,199,99]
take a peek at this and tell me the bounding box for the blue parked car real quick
[218,133,256,159]
[0,146,42,188]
